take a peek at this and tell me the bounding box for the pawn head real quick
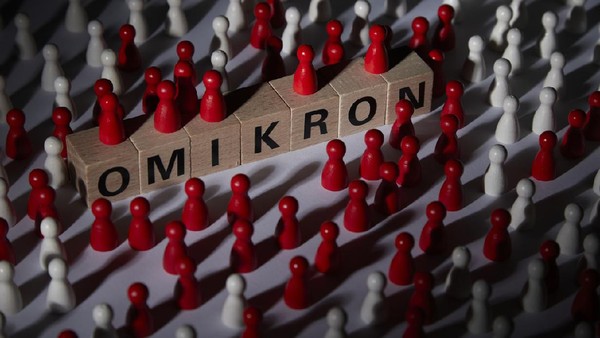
[451,246,471,267]
[99,92,118,111]
[233,219,253,239]
[40,217,60,238]
[437,4,454,22]
[491,208,511,228]
[506,28,521,45]
[230,173,250,193]
[254,2,271,20]
[127,282,149,304]
[285,7,301,24]
[144,67,162,85]
[88,20,103,35]
[364,129,384,148]
[44,136,63,156]
[54,76,70,94]
[326,307,347,329]
[174,61,194,78]
[278,196,299,216]
[413,271,433,290]
[367,271,386,291]
[541,11,558,29]
[539,130,557,149]
[488,144,507,163]
[405,307,425,326]
[184,177,205,198]
[348,180,368,199]
[472,279,491,300]
[176,255,196,276]
[493,58,512,77]
[444,159,463,177]
[94,78,113,97]
[326,20,343,37]
[42,44,59,60]
[539,239,560,260]
[130,196,150,217]
[289,255,309,275]
[165,220,186,240]
[7,108,25,126]
[468,35,485,53]
[177,40,195,60]
[549,52,565,69]
[354,0,370,18]
[516,178,535,198]
[445,80,464,97]
[119,24,136,40]
[29,168,49,188]
[567,109,586,128]
[583,234,600,254]
[502,95,519,114]
[92,198,112,218]
[580,269,599,287]
[210,50,228,68]
[369,24,386,43]
[326,139,346,159]
[394,232,414,251]
[379,162,398,181]
[92,303,114,326]
[157,80,176,99]
[320,221,339,241]
[496,5,513,22]
[527,258,545,279]
[395,99,414,120]
[202,69,222,90]
[212,15,229,32]
[589,91,600,107]
[426,201,446,221]
[226,273,246,294]
[52,107,72,126]
[411,17,429,33]
[0,260,14,281]
[15,13,30,28]
[440,114,459,134]
[564,203,583,223]
[539,87,557,105]
[243,306,262,326]
[101,49,117,66]
[48,257,68,279]
[296,44,315,63]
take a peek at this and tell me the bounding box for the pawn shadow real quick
[198,267,231,306]
[11,228,39,265]
[254,236,280,270]
[19,271,50,307]
[268,295,346,337]
[187,224,230,265]
[299,198,348,244]
[248,280,286,314]
[64,228,90,265]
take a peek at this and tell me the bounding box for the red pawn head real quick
[401,135,420,155]
[589,91,600,107]
[185,177,205,198]
[289,255,309,275]
[254,2,271,20]
[176,255,196,277]
[127,282,149,306]
[231,173,250,194]
[369,24,386,43]
[176,40,195,61]
[413,271,434,291]
[157,80,176,100]
[320,221,339,241]
[99,92,119,113]
[579,269,599,288]
[412,17,429,35]
[6,108,25,127]
[395,99,414,121]
[325,44,344,65]
[438,4,455,23]
[567,109,586,129]
[92,198,112,219]
[348,180,368,200]
[491,208,511,229]
[119,24,136,42]
[326,20,343,39]
[174,61,194,79]
[326,139,346,160]
[429,49,444,63]
[233,219,254,240]
[379,162,398,182]
[94,79,113,98]
[445,80,463,98]
[144,67,162,85]
[539,240,560,260]
[539,130,557,150]
[444,159,463,178]
[203,69,222,91]
[165,220,186,241]
[130,197,150,218]
[243,306,262,327]
[426,201,446,222]
[57,330,78,338]
[364,129,384,149]
[395,232,414,252]
[440,114,459,134]
[278,196,298,218]
[37,186,56,206]
[266,35,283,53]
[29,168,49,188]
[52,107,72,127]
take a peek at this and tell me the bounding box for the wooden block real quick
[380,50,433,124]
[129,116,190,193]
[328,58,387,137]
[66,127,140,206]
[269,73,339,150]
[232,83,291,164]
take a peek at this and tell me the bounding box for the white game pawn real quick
[0,76,13,123]
[54,76,78,120]
[590,169,600,223]
[348,0,371,48]
[543,52,565,99]
[128,0,148,45]
[466,279,492,334]
[538,11,558,60]
[460,35,486,84]
[0,261,22,315]
[0,179,15,228]
[211,50,230,93]
[360,271,387,325]
[46,257,75,313]
[484,144,508,197]
[445,246,472,300]
[565,0,587,35]
[225,0,247,33]
[281,7,301,55]
[175,324,197,338]
[15,13,37,60]
[577,233,599,276]
[325,306,348,338]
[509,178,536,232]
[495,95,520,144]
[0,151,8,186]
[488,58,511,107]
[508,0,527,29]
[556,203,583,256]
[40,217,67,271]
[488,6,512,52]
[501,28,523,76]
[532,87,557,135]
[44,136,67,189]
[87,20,106,68]
[41,44,65,92]
[221,273,246,329]
[492,316,514,338]
[65,0,88,33]
[594,24,600,65]
[574,321,595,338]
[308,0,331,23]
[101,49,123,96]
[92,303,118,338]
[521,258,547,313]
[384,0,407,18]
[211,16,232,61]
[166,0,188,38]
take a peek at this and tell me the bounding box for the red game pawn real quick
[241,306,262,338]
[163,221,188,275]
[126,282,153,338]
[27,169,49,220]
[539,239,560,294]
[284,255,309,310]
[200,70,226,123]
[388,232,415,286]
[275,196,300,250]
[364,24,388,74]
[397,135,422,188]
[571,269,600,321]
[314,221,340,274]
[181,177,209,231]
[93,79,124,124]
[409,17,430,57]
[323,20,345,65]
[432,4,455,52]
[419,201,446,254]
[51,107,73,159]
[5,108,32,160]
[428,49,445,98]
[117,24,141,72]
[227,173,254,224]
[176,40,198,85]
[57,330,78,338]
[230,219,257,273]
[532,131,557,181]
[483,208,512,262]
[434,114,460,164]
[267,0,285,29]
[389,99,415,150]
[359,129,384,181]
[560,109,586,159]
[174,61,199,117]
[128,197,155,251]
[154,80,181,133]
[344,180,370,233]
[438,159,463,212]
[293,45,318,96]
[35,186,60,237]
[98,93,126,145]
[584,91,600,141]
[90,198,118,252]
[0,219,15,265]
[142,67,162,114]
[441,80,465,128]
[321,139,348,191]
[408,272,436,325]
[250,2,272,50]
[374,162,400,216]
[175,255,200,310]
[261,36,286,82]
[403,307,426,338]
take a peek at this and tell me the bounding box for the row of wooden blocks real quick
[66,49,433,206]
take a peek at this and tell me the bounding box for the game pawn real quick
[211,16,232,61]
[39,217,67,270]
[44,136,67,189]
[348,0,371,47]
[441,80,465,128]
[509,178,536,232]
[488,58,512,108]
[324,306,348,338]
[241,306,262,338]
[200,70,226,122]
[583,91,600,141]
[92,303,118,338]
[92,79,118,124]
[211,50,230,92]
[142,67,162,114]
[364,25,388,74]
[543,52,565,98]
[230,219,257,273]
[154,80,181,133]
[118,24,141,72]
[560,109,586,159]
[174,61,199,118]
[308,0,331,23]
[388,232,415,286]
[0,261,22,315]
[359,129,384,181]
[284,256,310,309]
[281,7,301,55]
[128,197,155,251]
[5,109,32,160]
[35,185,60,237]
[344,180,370,233]
[174,255,200,310]
[409,17,429,57]
[163,221,188,275]
[428,49,445,98]
[539,240,560,294]
[314,221,340,274]
[0,219,15,265]
[52,107,73,159]
[531,131,557,181]
[226,0,247,33]
[0,179,16,228]
[432,4,455,52]
[128,0,147,45]
[532,87,557,135]
[360,271,387,326]
[293,45,318,95]
[466,279,492,334]
[571,269,600,322]
[488,5,512,52]
[90,198,118,252]
[578,234,600,282]
[555,203,583,255]
[176,40,198,85]
[374,162,400,216]
[126,282,153,337]
[483,208,512,262]
[98,93,126,145]
[27,169,49,220]
[221,273,247,329]
[483,144,508,197]
[521,258,547,313]
[396,136,422,190]
[389,99,415,150]
[322,20,344,65]
[54,76,78,120]
[321,139,348,192]
[181,177,209,231]
[166,0,188,37]
[261,36,285,82]
[438,159,463,212]
[538,11,558,59]
[445,246,472,299]
[250,2,272,50]
[461,35,486,84]
[408,271,436,325]
[495,95,520,145]
[41,44,64,92]
[434,114,460,164]
[419,201,446,254]
[227,173,253,224]
[46,257,76,313]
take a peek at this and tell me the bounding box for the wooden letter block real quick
[233,83,291,164]
[129,117,190,193]
[269,74,339,150]
[66,127,140,206]
[329,58,387,137]
[380,51,433,124]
